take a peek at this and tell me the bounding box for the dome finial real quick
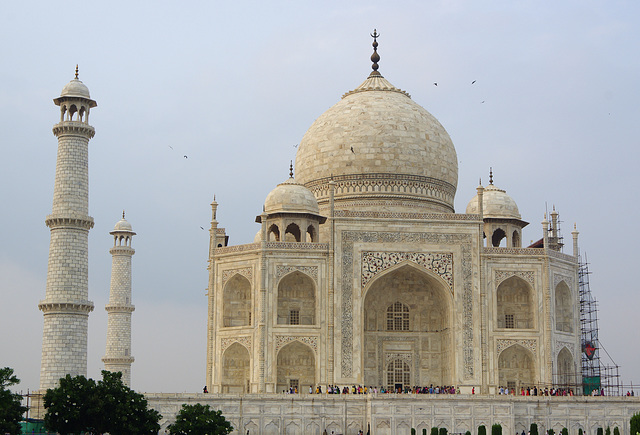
[489,167,493,185]
[370,29,381,76]
[122,210,125,219]
[75,65,79,80]
[289,160,294,178]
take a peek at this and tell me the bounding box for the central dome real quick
[295,71,458,213]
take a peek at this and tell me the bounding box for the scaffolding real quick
[579,255,622,396]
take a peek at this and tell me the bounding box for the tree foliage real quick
[597,428,603,435]
[633,412,640,435]
[44,370,161,435]
[0,367,28,435]
[431,427,438,435]
[439,428,448,435]
[613,427,620,435]
[561,428,568,435]
[478,425,486,435]
[491,423,502,435]
[530,423,538,435]
[168,403,233,435]
[605,427,611,435]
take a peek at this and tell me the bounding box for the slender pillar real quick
[39,68,96,391]
[102,213,136,386]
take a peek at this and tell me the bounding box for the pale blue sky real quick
[1,1,639,393]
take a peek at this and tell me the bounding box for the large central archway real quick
[363,264,452,389]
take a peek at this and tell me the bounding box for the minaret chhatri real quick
[39,67,96,391]
[102,212,136,386]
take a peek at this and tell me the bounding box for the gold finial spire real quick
[370,29,381,76]
[75,65,79,80]
[289,161,294,178]
[489,167,493,185]
[122,210,125,219]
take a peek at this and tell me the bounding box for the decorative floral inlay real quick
[362,252,453,289]
[275,335,318,353]
[495,270,535,286]
[222,267,252,285]
[553,273,574,290]
[221,336,252,353]
[496,339,537,357]
[276,265,318,284]
[555,341,575,359]
[384,352,413,365]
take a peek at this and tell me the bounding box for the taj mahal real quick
[37,33,638,434]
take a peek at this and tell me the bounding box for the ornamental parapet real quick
[333,210,481,221]
[45,214,94,230]
[546,249,578,263]
[109,246,135,255]
[105,303,135,313]
[38,300,94,314]
[215,243,261,255]
[52,122,95,138]
[264,242,329,251]
[102,356,135,364]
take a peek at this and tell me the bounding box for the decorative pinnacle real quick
[289,161,294,178]
[122,210,125,219]
[489,167,493,185]
[75,65,79,79]
[370,29,381,74]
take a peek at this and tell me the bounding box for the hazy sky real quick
[1,1,639,394]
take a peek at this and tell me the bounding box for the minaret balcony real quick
[38,300,94,314]
[52,121,95,138]
[105,303,135,313]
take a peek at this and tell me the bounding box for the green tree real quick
[597,428,603,435]
[547,429,554,435]
[633,412,640,435]
[44,370,161,435]
[431,427,439,435]
[561,428,568,435]
[439,428,448,435]
[412,428,416,435]
[423,430,427,435]
[0,368,28,435]
[478,425,486,435]
[168,403,233,435]
[466,432,471,435]
[613,427,620,435]
[578,429,583,435]
[491,423,502,435]
[605,427,611,435]
[530,423,538,435]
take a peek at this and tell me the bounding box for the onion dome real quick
[264,176,320,215]
[294,30,458,213]
[54,66,97,108]
[112,212,134,232]
[466,175,521,220]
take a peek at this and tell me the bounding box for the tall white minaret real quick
[39,67,96,391]
[102,213,136,386]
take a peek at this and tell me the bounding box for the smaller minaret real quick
[542,214,549,249]
[572,223,580,258]
[102,212,136,386]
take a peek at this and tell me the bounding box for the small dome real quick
[264,177,320,215]
[60,78,91,98]
[466,183,521,220]
[253,230,262,243]
[113,217,133,232]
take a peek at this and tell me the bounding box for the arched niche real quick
[363,264,452,388]
[557,347,575,389]
[277,271,315,325]
[276,341,315,393]
[386,358,411,392]
[223,274,252,327]
[498,344,535,391]
[512,230,521,247]
[221,342,250,393]
[497,276,534,329]
[306,224,316,242]
[555,281,573,333]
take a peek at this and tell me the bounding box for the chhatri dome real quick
[113,212,134,232]
[294,30,458,213]
[466,170,521,220]
[60,66,92,99]
[263,164,320,216]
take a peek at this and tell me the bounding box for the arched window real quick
[268,224,280,242]
[497,276,534,329]
[386,359,410,392]
[284,223,301,242]
[306,225,316,243]
[492,228,506,247]
[223,275,251,327]
[386,301,409,331]
[277,272,315,325]
[555,281,573,333]
[512,230,521,247]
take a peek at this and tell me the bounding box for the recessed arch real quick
[557,347,576,389]
[512,230,521,247]
[363,264,453,388]
[555,280,573,332]
[497,275,534,329]
[221,342,250,393]
[277,271,315,325]
[223,274,252,327]
[276,341,315,393]
[498,344,535,391]
[362,260,453,300]
[306,224,316,242]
